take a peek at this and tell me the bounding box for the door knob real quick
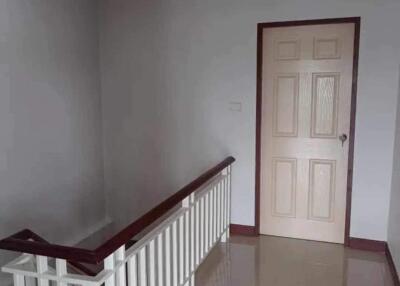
[339,134,348,146]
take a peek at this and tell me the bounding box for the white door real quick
[260,23,355,243]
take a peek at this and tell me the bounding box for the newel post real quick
[221,166,231,242]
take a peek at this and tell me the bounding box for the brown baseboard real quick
[230,224,257,236]
[348,238,399,284]
[386,243,400,286]
[348,237,386,252]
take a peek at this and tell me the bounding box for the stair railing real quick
[0,156,235,286]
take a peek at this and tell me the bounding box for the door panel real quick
[272,158,297,217]
[273,74,299,136]
[308,159,336,222]
[260,23,355,243]
[311,73,339,138]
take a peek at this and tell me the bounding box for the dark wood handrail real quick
[7,229,98,276]
[0,156,235,264]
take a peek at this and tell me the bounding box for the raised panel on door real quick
[271,158,297,217]
[274,40,301,61]
[308,159,336,222]
[311,73,340,138]
[273,74,299,137]
[313,37,341,60]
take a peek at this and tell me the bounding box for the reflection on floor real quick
[196,235,394,286]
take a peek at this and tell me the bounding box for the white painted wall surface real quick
[388,69,400,273]
[0,1,107,283]
[100,0,400,241]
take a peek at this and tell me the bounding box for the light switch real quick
[229,102,242,112]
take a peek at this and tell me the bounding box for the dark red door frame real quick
[255,17,361,246]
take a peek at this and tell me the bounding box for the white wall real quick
[100,0,400,241]
[388,68,400,273]
[0,0,107,282]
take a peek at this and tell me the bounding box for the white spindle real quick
[215,184,219,240]
[195,201,199,267]
[200,198,204,261]
[115,246,126,286]
[138,247,147,286]
[211,187,214,245]
[13,274,24,286]
[36,256,49,286]
[215,183,222,240]
[219,179,225,235]
[208,187,216,248]
[56,259,67,286]
[165,227,171,286]
[178,215,186,285]
[154,238,159,286]
[190,275,195,286]
[156,233,164,286]
[210,191,214,248]
[224,176,227,231]
[205,193,209,254]
[128,255,138,286]
[148,240,156,286]
[104,253,116,286]
[190,200,195,273]
[214,185,217,242]
[184,210,190,279]
[172,221,178,286]
[221,168,229,242]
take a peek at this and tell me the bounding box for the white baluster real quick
[156,233,164,286]
[214,186,218,242]
[195,201,200,267]
[185,210,190,280]
[215,184,219,240]
[179,216,184,285]
[172,221,178,286]
[36,256,49,286]
[210,188,214,246]
[105,253,116,286]
[138,247,147,286]
[221,168,229,242]
[223,166,231,240]
[190,199,195,272]
[115,246,126,286]
[128,254,138,286]
[165,228,171,286]
[204,193,209,254]
[199,198,204,261]
[190,204,196,286]
[217,182,221,238]
[190,275,195,286]
[208,191,213,249]
[13,274,24,286]
[147,241,156,286]
[183,193,194,283]
[56,259,67,286]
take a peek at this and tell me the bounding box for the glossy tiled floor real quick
[196,235,394,286]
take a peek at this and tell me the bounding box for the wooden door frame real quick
[255,17,361,246]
